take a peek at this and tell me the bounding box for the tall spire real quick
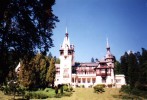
[61,27,70,49]
[66,27,68,33]
[106,38,110,49]
[65,27,68,37]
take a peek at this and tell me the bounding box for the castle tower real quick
[105,38,115,84]
[59,28,74,84]
[105,38,114,66]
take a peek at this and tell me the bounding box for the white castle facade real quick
[55,29,126,88]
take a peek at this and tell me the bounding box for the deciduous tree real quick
[0,0,59,84]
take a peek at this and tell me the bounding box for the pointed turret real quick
[61,27,70,50]
[106,38,110,50]
[105,38,114,60]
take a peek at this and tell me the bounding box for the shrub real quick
[60,85,63,94]
[63,85,68,91]
[63,92,72,97]
[80,85,85,88]
[55,86,58,94]
[119,85,131,94]
[135,82,147,91]
[107,84,112,88]
[69,86,73,92]
[24,91,48,99]
[54,94,61,98]
[93,84,105,93]
[44,88,50,92]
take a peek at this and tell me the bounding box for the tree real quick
[120,52,129,84]
[46,58,56,88]
[91,57,95,63]
[114,61,122,74]
[18,60,36,90]
[138,48,147,85]
[127,52,138,89]
[33,53,49,88]
[0,0,59,84]
[18,53,51,89]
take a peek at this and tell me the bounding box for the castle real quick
[55,28,126,88]
[15,28,126,88]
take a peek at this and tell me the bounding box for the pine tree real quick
[114,61,122,74]
[138,48,147,85]
[91,57,95,62]
[120,52,129,84]
[18,60,36,90]
[128,52,138,89]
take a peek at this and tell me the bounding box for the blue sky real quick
[50,0,147,62]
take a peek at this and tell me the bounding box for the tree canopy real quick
[0,0,59,83]
[119,48,147,90]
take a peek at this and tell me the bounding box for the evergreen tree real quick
[33,54,49,88]
[18,60,36,90]
[46,58,56,88]
[55,58,60,64]
[18,53,50,89]
[114,61,122,74]
[138,48,147,85]
[91,57,95,62]
[127,52,138,89]
[120,52,129,84]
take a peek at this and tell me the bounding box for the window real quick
[82,78,85,83]
[72,78,74,83]
[87,78,90,83]
[101,69,105,73]
[78,78,81,83]
[92,78,96,83]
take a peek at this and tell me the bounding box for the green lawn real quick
[48,88,121,100]
[0,88,121,100]
[1,88,145,100]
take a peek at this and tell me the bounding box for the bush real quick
[54,94,61,98]
[107,84,112,88]
[119,85,131,94]
[60,85,63,94]
[80,85,85,88]
[24,91,48,99]
[55,86,58,94]
[135,82,147,91]
[44,88,50,92]
[63,92,72,97]
[63,85,68,91]
[69,86,73,92]
[93,84,105,93]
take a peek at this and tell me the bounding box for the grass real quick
[1,88,146,100]
[0,91,22,100]
[47,88,121,100]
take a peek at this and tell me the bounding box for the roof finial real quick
[106,37,110,48]
[66,27,68,33]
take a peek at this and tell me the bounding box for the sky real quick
[50,0,147,62]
